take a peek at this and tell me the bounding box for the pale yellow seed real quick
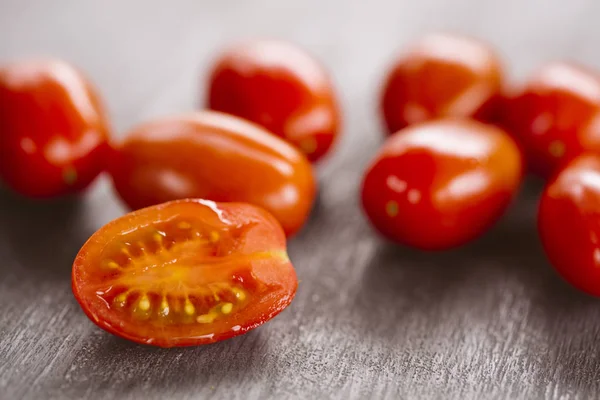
[221,303,233,314]
[106,261,120,269]
[233,288,246,301]
[178,221,192,230]
[159,298,170,316]
[153,233,163,244]
[196,313,216,324]
[115,293,128,304]
[138,295,150,311]
[184,300,195,315]
[210,231,220,242]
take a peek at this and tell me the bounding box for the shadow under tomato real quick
[354,177,600,391]
[355,176,594,319]
[60,326,285,396]
[0,185,92,282]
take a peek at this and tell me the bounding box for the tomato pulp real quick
[207,39,341,162]
[361,119,523,250]
[380,33,503,134]
[72,199,298,347]
[0,59,110,198]
[109,111,316,237]
[538,154,600,296]
[500,62,600,178]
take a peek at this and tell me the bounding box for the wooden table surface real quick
[2,1,600,399]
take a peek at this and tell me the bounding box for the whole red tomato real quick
[538,153,600,296]
[501,62,600,178]
[109,111,316,237]
[206,39,341,162]
[0,59,110,198]
[361,119,522,250]
[72,198,298,347]
[380,33,503,134]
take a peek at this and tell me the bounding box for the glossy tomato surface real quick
[381,33,503,134]
[72,198,297,347]
[109,111,316,237]
[207,39,341,162]
[0,59,110,198]
[501,62,600,178]
[361,119,522,250]
[538,154,600,296]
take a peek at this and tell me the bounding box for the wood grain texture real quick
[2,1,600,399]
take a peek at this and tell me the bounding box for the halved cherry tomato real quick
[380,33,503,134]
[361,119,522,250]
[0,59,110,198]
[72,198,297,347]
[206,39,341,162]
[501,62,600,178]
[109,111,316,237]
[538,154,600,296]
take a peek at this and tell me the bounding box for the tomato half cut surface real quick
[72,199,297,347]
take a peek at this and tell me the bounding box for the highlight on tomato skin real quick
[538,154,600,297]
[361,118,523,251]
[108,110,316,237]
[0,58,110,198]
[380,33,503,135]
[72,198,298,348]
[499,62,600,178]
[206,38,341,163]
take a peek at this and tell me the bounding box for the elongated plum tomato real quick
[361,119,522,250]
[538,154,600,296]
[109,111,315,237]
[381,33,503,134]
[72,198,297,347]
[0,59,110,198]
[207,39,341,162]
[501,63,600,178]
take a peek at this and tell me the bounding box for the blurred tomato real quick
[380,33,503,134]
[501,62,600,178]
[207,39,341,162]
[538,153,600,296]
[361,119,522,250]
[0,59,110,198]
[109,111,316,237]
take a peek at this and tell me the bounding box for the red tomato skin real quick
[72,199,298,348]
[538,154,600,296]
[361,119,523,250]
[207,39,341,162]
[0,59,110,198]
[380,33,503,134]
[109,111,316,237]
[501,62,600,178]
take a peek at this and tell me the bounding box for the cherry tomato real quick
[0,59,110,198]
[361,119,522,250]
[109,111,316,237]
[72,198,297,347]
[380,33,503,134]
[538,154,600,296]
[206,39,341,162]
[501,62,600,178]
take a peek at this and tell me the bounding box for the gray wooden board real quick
[1,0,600,399]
